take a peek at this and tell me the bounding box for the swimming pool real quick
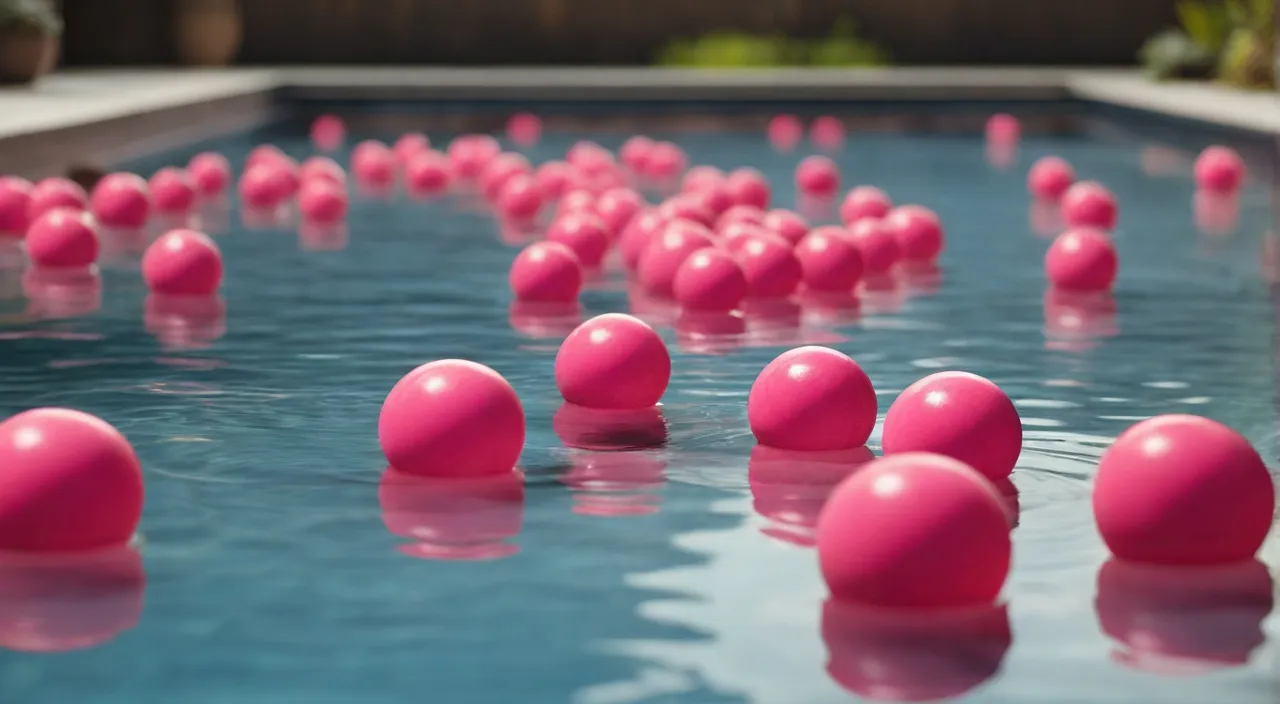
[0,102,1277,703]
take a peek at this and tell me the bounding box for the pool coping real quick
[1,67,1278,176]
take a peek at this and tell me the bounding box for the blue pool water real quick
[0,106,1278,703]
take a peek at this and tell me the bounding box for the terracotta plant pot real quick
[174,0,243,67]
[0,30,58,85]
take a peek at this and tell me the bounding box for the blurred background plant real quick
[0,0,61,84]
[656,17,889,68]
[0,0,63,36]
[1139,0,1274,88]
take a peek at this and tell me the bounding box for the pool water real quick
[0,107,1278,703]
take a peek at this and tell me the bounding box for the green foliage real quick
[656,18,889,68]
[1140,0,1274,89]
[0,0,62,36]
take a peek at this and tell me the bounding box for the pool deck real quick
[1,67,1278,176]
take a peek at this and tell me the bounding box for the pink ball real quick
[1045,228,1118,292]
[546,212,610,268]
[716,204,766,233]
[0,177,32,236]
[393,133,430,166]
[882,371,1022,482]
[768,114,804,151]
[593,188,643,236]
[1094,415,1274,566]
[645,142,687,180]
[555,313,671,409]
[497,174,543,221]
[985,114,1021,143]
[506,113,542,146]
[298,179,349,224]
[310,115,346,151]
[246,144,288,170]
[188,152,233,197]
[638,219,716,297]
[148,168,197,214]
[748,346,877,451]
[847,218,901,274]
[885,205,944,262]
[762,209,809,246]
[509,241,582,303]
[688,182,734,219]
[673,247,747,312]
[1194,146,1245,194]
[620,136,655,173]
[26,209,99,268]
[810,116,846,150]
[720,222,772,255]
[657,194,715,229]
[480,153,533,202]
[557,189,596,218]
[447,135,502,182]
[89,173,151,230]
[736,233,801,299]
[0,408,144,552]
[1028,156,1075,201]
[299,156,347,187]
[238,164,289,210]
[379,360,525,478]
[796,156,841,197]
[725,168,771,209]
[27,178,88,222]
[839,186,893,225]
[619,210,667,272]
[796,228,864,291]
[681,166,725,194]
[1061,181,1118,230]
[142,229,223,296]
[817,453,1012,609]
[405,151,452,195]
[535,161,584,201]
[352,141,396,188]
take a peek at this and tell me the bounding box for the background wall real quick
[59,0,1178,67]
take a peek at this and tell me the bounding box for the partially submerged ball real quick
[748,346,877,451]
[555,313,671,410]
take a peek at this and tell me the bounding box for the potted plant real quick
[0,0,61,85]
[174,0,242,67]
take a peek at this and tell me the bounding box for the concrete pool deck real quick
[0,67,1277,176]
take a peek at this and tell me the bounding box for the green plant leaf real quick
[1176,0,1231,53]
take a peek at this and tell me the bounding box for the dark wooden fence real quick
[60,0,1178,67]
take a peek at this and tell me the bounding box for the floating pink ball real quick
[768,114,804,151]
[26,209,98,269]
[985,114,1021,144]
[673,247,747,312]
[509,241,582,303]
[557,189,596,218]
[310,115,346,151]
[566,142,616,178]
[736,233,801,299]
[546,212,610,268]
[796,156,841,197]
[688,182,734,219]
[796,228,864,292]
[657,195,715,229]
[720,222,772,255]
[535,161,583,201]
[882,372,1022,482]
[762,209,809,246]
[593,188,643,236]
[748,346,877,451]
[839,186,893,225]
[148,168,196,214]
[27,178,87,223]
[447,135,501,183]
[90,173,151,230]
[188,152,233,197]
[555,313,671,410]
[619,210,667,271]
[847,218,901,274]
[506,113,542,146]
[1093,415,1274,566]
[716,204,766,233]
[645,142,687,180]
[142,229,223,296]
[817,453,1012,609]
[1194,146,1245,194]
[620,136,655,173]
[352,141,396,188]
[0,408,144,552]
[1061,181,1118,230]
[725,168,771,209]
[811,116,846,150]
[480,153,533,202]
[0,177,32,236]
[885,205,944,262]
[497,174,544,221]
[1028,156,1075,201]
[1045,228,1118,292]
[379,360,525,478]
[238,164,289,210]
[405,150,452,196]
[638,219,716,297]
[298,179,349,224]
[393,133,430,166]
[681,166,725,194]
[299,156,347,187]
[246,144,288,170]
